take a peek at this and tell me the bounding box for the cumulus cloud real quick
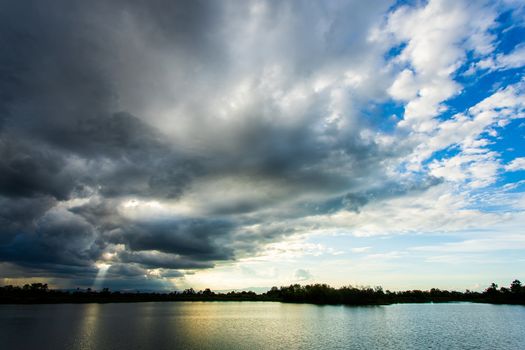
[468,44,525,74]
[379,0,496,131]
[505,157,525,172]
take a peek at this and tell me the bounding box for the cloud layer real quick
[1,0,524,290]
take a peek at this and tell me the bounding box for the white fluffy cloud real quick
[469,43,525,74]
[505,157,525,171]
[382,0,497,131]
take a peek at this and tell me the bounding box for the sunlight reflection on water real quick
[0,302,524,349]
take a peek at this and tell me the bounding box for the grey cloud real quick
[0,0,442,289]
[107,263,148,278]
[50,112,166,159]
[119,251,214,270]
[95,277,173,292]
[68,199,123,233]
[0,138,77,200]
[0,209,98,267]
[0,196,56,243]
[305,175,445,214]
[161,270,184,278]
[114,219,235,260]
[70,200,235,269]
[70,199,235,259]
[0,262,97,279]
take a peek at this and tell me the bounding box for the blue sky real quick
[0,0,524,291]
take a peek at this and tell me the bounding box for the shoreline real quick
[2,280,524,306]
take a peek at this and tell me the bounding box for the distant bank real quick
[1,280,524,305]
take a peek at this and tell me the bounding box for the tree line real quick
[1,280,524,305]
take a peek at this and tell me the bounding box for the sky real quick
[0,0,524,292]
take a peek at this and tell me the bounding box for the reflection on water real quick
[1,302,524,349]
[74,303,99,349]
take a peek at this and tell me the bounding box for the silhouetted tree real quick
[510,280,522,294]
[1,280,523,305]
[485,283,499,298]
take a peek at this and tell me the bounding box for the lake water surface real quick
[1,302,523,349]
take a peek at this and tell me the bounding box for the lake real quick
[0,302,523,349]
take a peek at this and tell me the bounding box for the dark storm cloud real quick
[0,0,439,289]
[69,200,235,261]
[0,196,55,242]
[0,262,90,278]
[64,112,202,200]
[0,208,98,267]
[0,1,114,129]
[48,112,165,159]
[114,219,235,259]
[119,0,221,52]
[118,251,214,270]
[0,0,223,284]
[0,138,77,200]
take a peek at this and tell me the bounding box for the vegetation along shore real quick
[1,280,524,306]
